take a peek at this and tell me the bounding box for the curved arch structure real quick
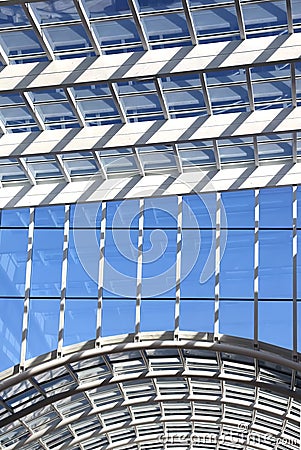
[0,333,300,450]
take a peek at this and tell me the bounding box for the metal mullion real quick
[135,199,144,337]
[293,132,297,163]
[173,144,183,175]
[73,0,102,56]
[291,62,297,108]
[96,202,106,344]
[200,73,212,116]
[293,186,297,355]
[22,3,54,60]
[253,136,259,167]
[133,148,145,176]
[127,0,150,51]
[64,87,86,128]
[254,189,259,346]
[234,0,246,39]
[154,78,170,120]
[246,67,255,112]
[22,92,45,131]
[213,139,221,170]
[109,83,127,124]
[92,151,108,180]
[20,208,35,369]
[55,154,71,183]
[57,205,70,357]
[286,0,293,34]
[18,158,36,186]
[214,193,220,339]
[181,0,197,45]
[174,196,182,338]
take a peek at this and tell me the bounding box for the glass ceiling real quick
[0,0,299,182]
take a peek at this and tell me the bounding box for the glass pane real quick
[259,187,292,228]
[103,228,138,298]
[181,229,215,298]
[142,13,189,41]
[192,7,239,35]
[31,0,80,23]
[180,300,214,332]
[0,5,29,27]
[102,300,135,336]
[144,197,178,229]
[219,300,253,339]
[136,0,182,12]
[26,299,60,359]
[259,230,292,299]
[142,229,177,298]
[165,90,205,111]
[30,229,64,297]
[106,200,139,229]
[93,19,141,46]
[121,94,162,115]
[242,1,287,31]
[70,202,102,228]
[183,194,216,229]
[0,299,23,371]
[0,30,44,56]
[66,230,99,298]
[220,230,254,299]
[221,190,254,228]
[0,229,28,296]
[83,0,131,18]
[34,206,65,228]
[1,208,29,227]
[140,300,175,331]
[209,85,249,108]
[64,299,97,346]
[258,301,292,349]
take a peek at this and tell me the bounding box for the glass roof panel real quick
[0,106,35,126]
[218,144,254,163]
[258,141,292,159]
[117,80,156,95]
[30,89,67,103]
[0,164,27,181]
[35,103,77,123]
[27,161,62,178]
[139,151,177,170]
[0,94,24,107]
[120,93,162,115]
[165,89,205,111]
[179,148,215,166]
[251,64,291,80]
[291,0,301,25]
[0,5,29,28]
[209,85,249,108]
[72,84,111,98]
[31,0,80,24]
[83,0,131,18]
[101,155,138,173]
[252,80,291,104]
[192,6,239,36]
[141,13,190,41]
[79,98,119,119]
[63,158,99,176]
[44,25,92,52]
[242,1,288,34]
[93,18,141,46]
[161,74,201,89]
[0,30,44,56]
[136,0,183,12]
[206,69,247,85]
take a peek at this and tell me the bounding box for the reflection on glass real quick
[0,298,23,372]
[141,300,175,331]
[1,208,29,227]
[219,300,253,339]
[180,300,214,332]
[31,229,64,297]
[259,230,292,299]
[142,13,190,41]
[183,194,216,229]
[102,300,135,336]
[34,206,65,228]
[258,301,292,349]
[0,229,28,296]
[221,190,254,228]
[64,299,97,345]
[259,187,292,228]
[220,230,254,299]
[67,230,99,298]
[26,299,60,359]
[144,197,177,229]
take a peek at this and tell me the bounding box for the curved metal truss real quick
[0,332,300,450]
